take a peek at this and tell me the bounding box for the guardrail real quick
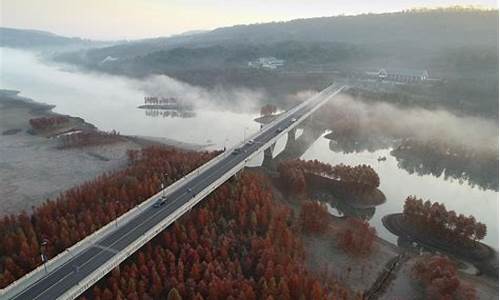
[2,83,344,300]
[0,147,230,299]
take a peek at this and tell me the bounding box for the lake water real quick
[0,47,260,149]
[302,133,499,249]
[1,47,497,249]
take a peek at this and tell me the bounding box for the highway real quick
[8,84,344,300]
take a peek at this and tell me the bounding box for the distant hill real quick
[58,8,498,63]
[0,27,91,48]
[8,8,498,117]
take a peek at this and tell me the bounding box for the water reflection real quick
[391,146,498,191]
[144,108,196,119]
[313,190,377,220]
[325,133,498,191]
[326,132,394,154]
[0,48,260,150]
[302,134,499,249]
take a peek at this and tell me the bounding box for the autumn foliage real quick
[299,201,330,234]
[278,159,380,195]
[403,196,487,247]
[0,146,216,288]
[78,172,352,300]
[29,116,69,130]
[260,104,277,116]
[413,255,477,300]
[58,130,123,148]
[336,218,376,256]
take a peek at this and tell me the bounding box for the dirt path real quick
[364,252,409,299]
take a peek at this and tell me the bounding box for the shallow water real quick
[2,47,497,249]
[0,47,260,149]
[302,133,499,249]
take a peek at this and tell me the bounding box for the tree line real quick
[0,146,216,288]
[57,130,123,148]
[413,255,476,299]
[278,159,380,195]
[403,196,487,247]
[79,172,356,300]
[260,104,277,117]
[29,116,69,130]
[298,201,376,256]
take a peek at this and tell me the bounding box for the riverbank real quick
[0,89,204,215]
[383,213,499,278]
[264,167,498,298]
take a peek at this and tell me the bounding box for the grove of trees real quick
[336,218,376,256]
[403,196,487,247]
[29,116,69,130]
[58,130,123,148]
[260,104,278,116]
[412,255,476,300]
[0,146,216,288]
[299,201,330,235]
[78,172,355,300]
[278,159,380,195]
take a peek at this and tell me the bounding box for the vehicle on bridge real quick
[153,196,168,208]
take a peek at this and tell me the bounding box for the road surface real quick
[10,84,343,300]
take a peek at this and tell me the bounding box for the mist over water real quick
[284,88,498,157]
[140,75,266,113]
[327,94,498,156]
[302,137,499,249]
[1,47,497,249]
[0,48,262,148]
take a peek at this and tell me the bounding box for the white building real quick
[248,57,285,69]
[375,68,429,82]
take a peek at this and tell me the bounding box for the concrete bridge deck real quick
[3,83,345,300]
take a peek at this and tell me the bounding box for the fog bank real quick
[315,93,499,156]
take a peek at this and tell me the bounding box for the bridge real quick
[2,83,345,300]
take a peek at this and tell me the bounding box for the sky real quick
[1,0,497,40]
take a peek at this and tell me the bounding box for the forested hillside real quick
[0,27,90,48]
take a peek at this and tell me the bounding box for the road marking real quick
[31,198,183,300]
[21,85,344,300]
[92,244,119,254]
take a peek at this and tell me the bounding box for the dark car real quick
[153,197,167,208]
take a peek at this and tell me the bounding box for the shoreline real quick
[0,89,206,150]
[383,213,499,278]
[0,89,206,216]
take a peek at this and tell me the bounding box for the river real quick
[0,47,261,149]
[302,133,498,249]
[1,47,497,249]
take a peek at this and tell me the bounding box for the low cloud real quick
[137,75,267,113]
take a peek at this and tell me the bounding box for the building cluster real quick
[248,56,285,70]
[144,96,178,105]
[367,68,429,82]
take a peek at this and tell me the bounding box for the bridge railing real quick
[2,83,344,300]
[0,146,232,299]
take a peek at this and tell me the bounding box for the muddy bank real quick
[306,173,386,208]
[0,89,203,215]
[383,213,499,278]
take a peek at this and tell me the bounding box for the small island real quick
[277,159,386,207]
[383,196,498,277]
